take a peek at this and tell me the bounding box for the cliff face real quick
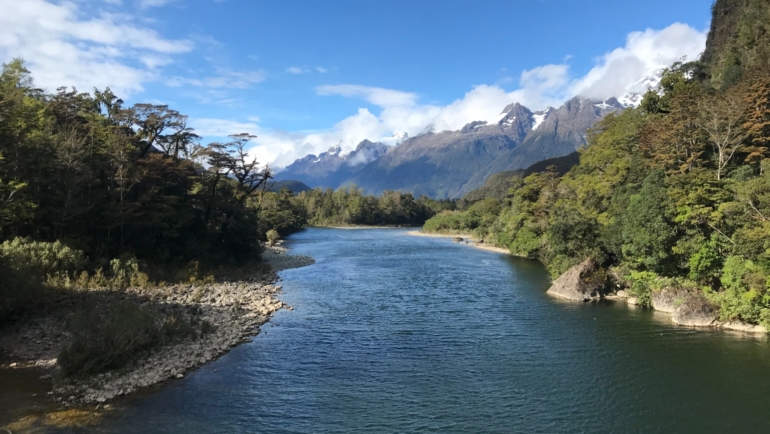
[702,0,770,88]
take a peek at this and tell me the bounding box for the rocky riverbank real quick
[547,259,767,335]
[0,246,315,408]
[408,231,510,254]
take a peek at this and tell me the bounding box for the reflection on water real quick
[13,228,770,433]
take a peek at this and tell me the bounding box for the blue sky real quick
[0,0,712,167]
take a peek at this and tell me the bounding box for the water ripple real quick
[78,228,770,434]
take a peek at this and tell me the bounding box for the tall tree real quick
[700,92,749,180]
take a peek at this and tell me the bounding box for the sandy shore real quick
[0,246,315,407]
[407,230,511,254]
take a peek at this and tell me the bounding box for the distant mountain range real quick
[267,180,311,194]
[275,82,657,199]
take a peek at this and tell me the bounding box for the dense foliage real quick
[702,0,770,89]
[0,60,271,268]
[255,185,450,234]
[424,61,770,327]
[0,59,275,374]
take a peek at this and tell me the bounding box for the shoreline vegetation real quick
[407,230,510,254]
[418,1,770,339]
[0,58,439,424]
[0,245,314,427]
[418,1,770,336]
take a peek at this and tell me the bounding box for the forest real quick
[257,186,448,234]
[0,59,448,374]
[0,54,443,319]
[424,49,770,326]
[0,58,284,320]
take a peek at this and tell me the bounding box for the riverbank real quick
[323,225,420,230]
[407,230,510,254]
[546,259,768,335]
[0,247,315,412]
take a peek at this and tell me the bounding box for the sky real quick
[0,0,713,168]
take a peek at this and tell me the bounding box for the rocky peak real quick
[346,140,389,166]
[531,106,554,131]
[618,69,664,107]
[494,103,534,143]
[461,120,489,133]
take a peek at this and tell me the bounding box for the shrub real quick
[0,257,46,322]
[707,256,770,325]
[59,299,199,376]
[59,300,161,376]
[626,270,660,307]
[108,255,150,290]
[0,238,85,321]
[266,229,280,247]
[0,238,85,279]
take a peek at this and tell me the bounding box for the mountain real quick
[276,95,626,199]
[702,0,770,89]
[461,152,581,202]
[274,140,389,188]
[267,180,311,194]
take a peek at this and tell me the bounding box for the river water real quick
[31,228,770,432]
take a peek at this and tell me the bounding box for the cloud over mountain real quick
[244,22,707,168]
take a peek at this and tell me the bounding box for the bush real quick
[59,299,199,376]
[707,256,770,325]
[0,257,46,322]
[0,238,85,279]
[626,270,661,307]
[108,255,150,290]
[0,238,85,321]
[59,300,159,376]
[266,229,280,247]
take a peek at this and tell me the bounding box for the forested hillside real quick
[424,0,770,327]
[257,186,450,234]
[702,0,770,88]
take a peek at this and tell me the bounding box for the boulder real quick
[546,259,604,302]
[671,292,719,327]
[651,288,718,327]
[650,288,691,313]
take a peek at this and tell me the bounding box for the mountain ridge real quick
[275,87,654,198]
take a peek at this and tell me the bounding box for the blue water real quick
[54,228,770,433]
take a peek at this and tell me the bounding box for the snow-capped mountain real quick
[531,107,554,131]
[275,140,389,188]
[277,92,628,198]
[618,69,664,108]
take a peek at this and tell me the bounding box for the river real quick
[16,228,770,433]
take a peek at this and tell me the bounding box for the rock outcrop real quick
[546,259,604,302]
[651,288,719,327]
[671,293,719,327]
[650,288,690,313]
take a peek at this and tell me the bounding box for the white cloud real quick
[242,23,707,169]
[190,118,260,138]
[0,0,192,96]
[286,66,329,75]
[569,23,707,99]
[166,68,266,88]
[317,85,419,108]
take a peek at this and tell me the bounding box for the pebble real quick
[1,247,314,406]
